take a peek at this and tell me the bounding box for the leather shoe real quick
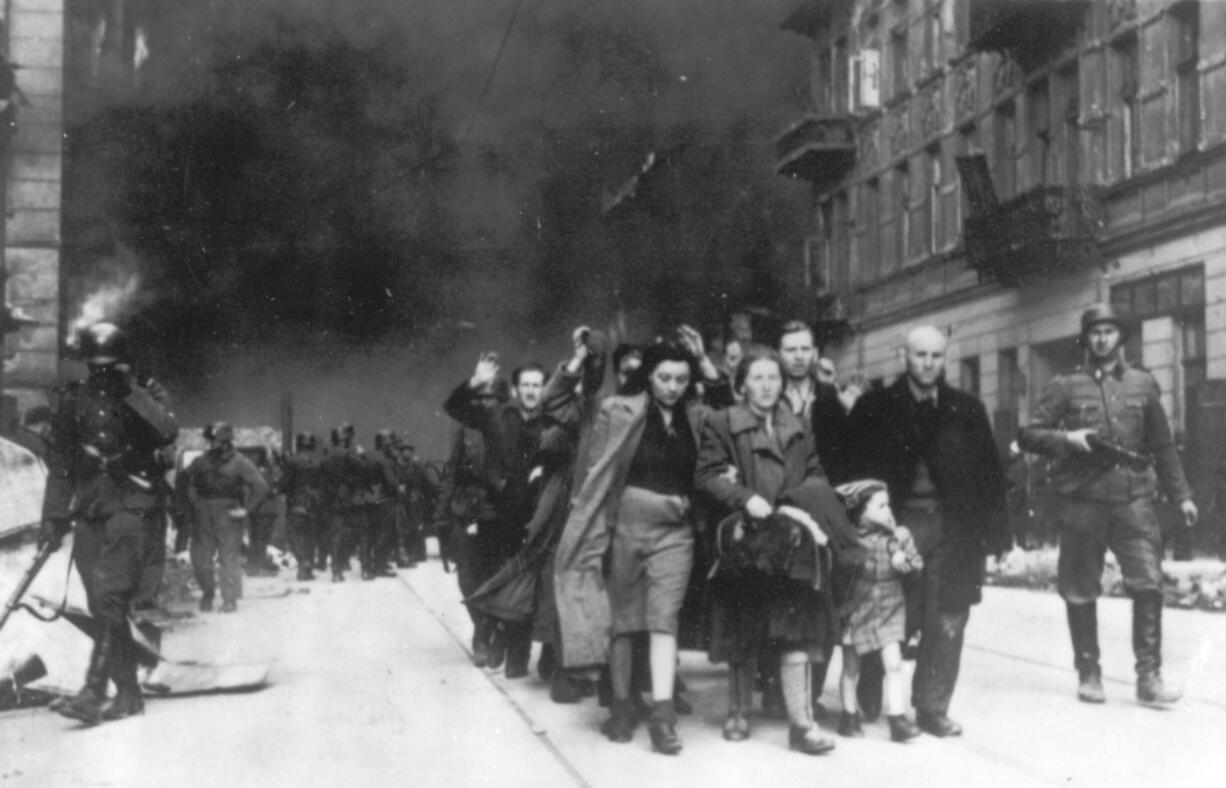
[838,711,864,738]
[601,699,637,742]
[648,718,682,755]
[888,714,921,742]
[722,711,750,742]
[788,725,835,755]
[916,711,962,737]
[199,595,214,613]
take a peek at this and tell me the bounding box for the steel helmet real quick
[294,431,317,452]
[1079,303,1130,343]
[374,428,397,451]
[203,421,235,443]
[78,322,129,365]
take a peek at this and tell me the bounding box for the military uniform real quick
[282,444,325,580]
[185,440,269,610]
[320,438,366,581]
[1021,358,1191,702]
[41,324,178,724]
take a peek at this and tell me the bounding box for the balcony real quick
[780,0,856,39]
[775,116,857,190]
[963,185,1105,287]
[967,0,1091,69]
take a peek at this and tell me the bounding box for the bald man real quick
[845,326,1009,737]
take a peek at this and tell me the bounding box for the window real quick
[1058,63,1081,186]
[960,355,981,397]
[895,162,911,266]
[858,178,881,282]
[922,1,943,75]
[1027,78,1051,188]
[835,37,850,113]
[891,27,909,97]
[1171,1,1200,154]
[1113,34,1140,178]
[993,101,1016,199]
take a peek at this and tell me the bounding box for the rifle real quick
[1086,434,1154,471]
[0,541,56,635]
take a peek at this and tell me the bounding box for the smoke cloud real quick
[64,0,813,455]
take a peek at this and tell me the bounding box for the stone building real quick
[778,0,1226,502]
[1,0,64,429]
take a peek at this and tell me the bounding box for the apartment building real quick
[778,0,1226,493]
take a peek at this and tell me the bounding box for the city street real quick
[2,541,1224,788]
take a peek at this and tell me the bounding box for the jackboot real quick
[57,625,116,725]
[1133,592,1180,706]
[101,628,145,721]
[537,642,558,681]
[1066,602,1105,703]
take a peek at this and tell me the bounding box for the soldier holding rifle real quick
[1020,303,1197,707]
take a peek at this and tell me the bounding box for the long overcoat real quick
[845,377,1009,609]
[554,392,704,668]
[695,403,857,557]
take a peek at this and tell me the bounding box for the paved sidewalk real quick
[2,540,1224,787]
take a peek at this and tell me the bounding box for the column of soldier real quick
[429,305,1196,758]
[35,302,1196,738]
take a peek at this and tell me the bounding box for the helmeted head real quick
[294,431,317,452]
[331,422,355,447]
[1079,303,1129,362]
[78,322,129,368]
[203,420,235,449]
[374,428,397,451]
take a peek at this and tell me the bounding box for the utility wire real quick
[461,0,527,144]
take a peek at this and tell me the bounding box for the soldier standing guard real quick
[38,322,179,725]
[185,421,269,613]
[282,431,325,581]
[1020,304,1197,706]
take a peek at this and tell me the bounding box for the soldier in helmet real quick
[1020,303,1197,707]
[367,428,402,579]
[320,422,365,581]
[184,421,269,613]
[38,322,178,725]
[282,431,325,581]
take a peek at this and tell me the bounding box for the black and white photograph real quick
[2,1,1225,785]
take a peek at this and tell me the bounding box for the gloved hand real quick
[38,519,70,552]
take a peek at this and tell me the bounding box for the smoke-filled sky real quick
[64,0,814,455]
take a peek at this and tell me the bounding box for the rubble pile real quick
[987,547,1226,612]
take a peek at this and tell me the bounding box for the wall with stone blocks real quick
[3,0,64,407]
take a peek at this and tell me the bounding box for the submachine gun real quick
[1086,434,1154,472]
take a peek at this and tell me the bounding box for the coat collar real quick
[727,403,804,448]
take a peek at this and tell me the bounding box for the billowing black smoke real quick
[62,0,811,454]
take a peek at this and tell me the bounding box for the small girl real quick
[834,480,923,743]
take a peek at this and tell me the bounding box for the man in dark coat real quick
[444,354,551,678]
[846,325,1009,737]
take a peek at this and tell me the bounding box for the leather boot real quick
[1067,602,1105,703]
[57,625,116,725]
[486,621,506,671]
[647,699,682,755]
[537,642,557,681]
[1133,592,1180,706]
[101,628,145,721]
[471,617,491,668]
[888,714,921,742]
[504,622,532,679]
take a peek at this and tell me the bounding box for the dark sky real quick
[63,0,814,455]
